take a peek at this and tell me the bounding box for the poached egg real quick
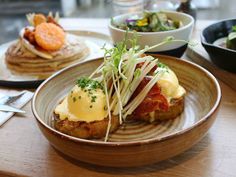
[55,85,107,122]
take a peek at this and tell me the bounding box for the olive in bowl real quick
[109,11,194,57]
[201,19,236,73]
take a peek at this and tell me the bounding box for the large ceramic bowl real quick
[201,19,236,73]
[109,11,194,57]
[32,54,221,167]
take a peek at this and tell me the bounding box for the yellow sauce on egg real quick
[158,69,186,102]
[55,85,107,122]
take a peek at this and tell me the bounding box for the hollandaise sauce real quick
[157,68,185,102]
[55,78,107,122]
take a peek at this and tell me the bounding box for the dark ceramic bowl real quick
[201,19,236,73]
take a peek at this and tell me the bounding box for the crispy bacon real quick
[132,77,169,116]
[23,28,37,45]
[23,28,48,51]
[47,16,64,30]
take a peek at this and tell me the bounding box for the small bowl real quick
[109,11,194,57]
[201,19,236,73]
[32,54,221,167]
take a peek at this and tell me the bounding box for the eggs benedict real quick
[54,36,186,141]
[54,77,119,139]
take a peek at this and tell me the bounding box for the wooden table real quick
[0,19,236,177]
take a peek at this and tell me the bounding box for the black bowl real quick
[201,19,236,73]
[146,44,188,58]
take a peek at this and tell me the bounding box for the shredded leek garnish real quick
[87,35,190,141]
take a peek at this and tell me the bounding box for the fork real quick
[0,91,27,105]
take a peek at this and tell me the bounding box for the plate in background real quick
[0,30,112,88]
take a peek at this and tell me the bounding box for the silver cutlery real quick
[0,104,25,113]
[0,91,26,113]
[0,91,26,105]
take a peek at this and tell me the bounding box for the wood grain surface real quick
[0,19,236,177]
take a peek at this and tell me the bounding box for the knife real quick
[0,105,25,113]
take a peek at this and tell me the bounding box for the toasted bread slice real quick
[133,95,184,122]
[54,114,119,139]
[54,96,184,138]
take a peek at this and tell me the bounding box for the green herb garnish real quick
[91,95,97,103]
[104,106,108,111]
[157,62,168,69]
[77,77,104,91]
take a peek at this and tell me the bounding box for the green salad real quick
[226,25,236,50]
[112,11,183,32]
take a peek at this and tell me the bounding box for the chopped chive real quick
[104,106,108,111]
[91,95,97,102]
[77,77,104,91]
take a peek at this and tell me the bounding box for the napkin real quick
[0,91,34,126]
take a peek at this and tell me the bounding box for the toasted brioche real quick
[54,96,184,139]
[54,114,119,139]
[133,95,184,122]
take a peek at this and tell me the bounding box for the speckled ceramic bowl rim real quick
[201,18,236,53]
[32,55,221,147]
[109,11,194,35]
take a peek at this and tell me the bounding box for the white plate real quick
[0,30,112,88]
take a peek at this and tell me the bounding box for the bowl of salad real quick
[109,11,194,57]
